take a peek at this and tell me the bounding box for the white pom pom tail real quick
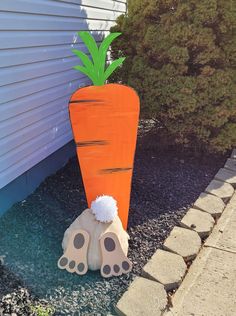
[91,195,118,223]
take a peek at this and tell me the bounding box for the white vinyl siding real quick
[0,0,126,189]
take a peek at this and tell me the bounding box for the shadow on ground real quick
[0,143,227,315]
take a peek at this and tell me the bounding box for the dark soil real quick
[0,135,227,315]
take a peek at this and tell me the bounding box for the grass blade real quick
[98,33,122,78]
[73,65,98,85]
[78,32,100,74]
[72,49,94,71]
[103,57,125,82]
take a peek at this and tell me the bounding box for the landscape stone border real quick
[163,226,202,261]
[115,149,236,316]
[180,208,215,238]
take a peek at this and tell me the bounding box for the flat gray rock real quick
[180,208,215,238]
[215,168,236,187]
[205,192,236,253]
[164,247,236,316]
[231,149,236,159]
[163,193,236,316]
[193,192,225,218]
[142,249,187,291]
[115,277,167,316]
[163,226,201,261]
[205,179,234,201]
[224,158,236,172]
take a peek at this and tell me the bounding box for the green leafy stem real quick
[72,31,125,86]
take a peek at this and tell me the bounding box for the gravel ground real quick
[0,136,226,315]
[0,264,54,315]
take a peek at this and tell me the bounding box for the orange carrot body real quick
[69,83,140,229]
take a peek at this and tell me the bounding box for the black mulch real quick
[0,136,227,315]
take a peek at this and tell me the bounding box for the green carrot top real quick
[72,32,125,86]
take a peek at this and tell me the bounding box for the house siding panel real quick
[0,0,126,189]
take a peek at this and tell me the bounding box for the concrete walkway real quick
[165,191,236,316]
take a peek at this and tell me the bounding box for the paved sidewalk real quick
[165,191,236,316]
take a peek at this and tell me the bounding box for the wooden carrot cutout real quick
[69,32,139,229]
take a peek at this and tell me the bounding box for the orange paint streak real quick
[69,83,140,229]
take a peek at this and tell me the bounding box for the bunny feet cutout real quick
[58,229,90,275]
[100,232,132,278]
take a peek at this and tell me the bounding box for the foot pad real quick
[100,232,132,278]
[58,229,90,275]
